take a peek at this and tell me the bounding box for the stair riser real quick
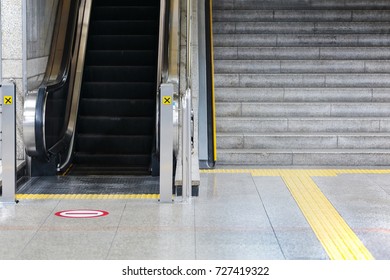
[215,34,390,47]
[217,151,390,166]
[216,88,376,102]
[215,47,390,60]
[215,0,390,10]
[215,74,390,88]
[217,135,390,149]
[214,10,390,22]
[215,60,390,74]
[217,119,389,133]
[216,103,390,118]
[214,22,390,34]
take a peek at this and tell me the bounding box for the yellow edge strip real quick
[209,0,217,162]
[16,194,161,200]
[200,168,379,260]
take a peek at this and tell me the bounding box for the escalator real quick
[21,0,188,197]
[70,0,160,175]
[23,0,163,177]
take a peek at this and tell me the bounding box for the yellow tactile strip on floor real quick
[16,194,160,200]
[201,169,382,260]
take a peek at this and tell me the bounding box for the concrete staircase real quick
[213,0,390,165]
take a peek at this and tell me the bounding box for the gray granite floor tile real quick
[108,230,196,260]
[253,176,328,259]
[196,231,284,259]
[0,230,38,259]
[18,231,116,259]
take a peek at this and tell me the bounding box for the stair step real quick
[214,34,390,47]
[215,60,390,74]
[217,149,390,166]
[216,117,390,133]
[215,88,377,102]
[214,47,390,60]
[213,10,390,22]
[217,133,390,149]
[216,102,390,117]
[216,0,390,10]
[215,74,390,88]
[214,22,390,35]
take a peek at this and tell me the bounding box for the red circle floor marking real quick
[55,210,109,218]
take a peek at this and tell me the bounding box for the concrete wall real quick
[26,0,58,90]
[1,0,24,160]
[1,3,2,158]
[0,0,58,161]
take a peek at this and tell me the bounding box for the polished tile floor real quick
[0,168,390,260]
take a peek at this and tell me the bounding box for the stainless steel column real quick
[182,89,192,202]
[1,82,16,204]
[159,84,174,203]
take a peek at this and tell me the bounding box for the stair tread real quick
[218,132,390,136]
[218,148,390,153]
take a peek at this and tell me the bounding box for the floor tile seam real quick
[105,202,127,260]
[361,173,390,198]
[16,200,61,259]
[251,173,287,259]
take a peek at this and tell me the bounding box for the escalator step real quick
[77,116,154,135]
[79,99,155,117]
[74,153,151,167]
[76,135,153,154]
[83,66,156,82]
[93,0,159,7]
[85,51,157,66]
[89,21,158,35]
[92,7,159,21]
[81,82,155,99]
[87,35,157,51]
[72,0,159,174]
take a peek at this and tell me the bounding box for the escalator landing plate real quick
[17,176,159,195]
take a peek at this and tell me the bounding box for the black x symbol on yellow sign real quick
[4,96,12,105]
[162,96,172,105]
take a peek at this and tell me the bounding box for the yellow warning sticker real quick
[162,96,172,105]
[3,96,13,105]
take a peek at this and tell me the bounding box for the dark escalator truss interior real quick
[71,0,160,175]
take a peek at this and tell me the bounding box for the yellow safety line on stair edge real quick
[209,0,217,162]
[16,194,161,200]
[200,168,380,260]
